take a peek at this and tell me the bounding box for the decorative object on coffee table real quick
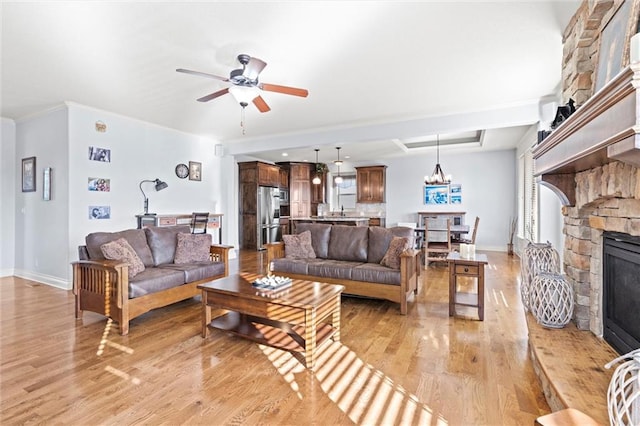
[520,241,560,312]
[605,348,640,426]
[529,272,574,328]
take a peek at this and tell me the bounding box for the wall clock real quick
[175,163,189,179]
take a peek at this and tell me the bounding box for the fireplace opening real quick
[603,232,640,354]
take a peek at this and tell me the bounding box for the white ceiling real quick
[1,1,580,165]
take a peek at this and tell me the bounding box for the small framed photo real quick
[450,183,462,204]
[189,161,202,181]
[88,146,111,162]
[88,177,111,192]
[22,156,36,192]
[89,206,111,220]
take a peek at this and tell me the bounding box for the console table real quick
[135,213,223,243]
[446,252,488,321]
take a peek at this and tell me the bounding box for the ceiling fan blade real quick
[176,68,229,82]
[259,83,309,98]
[253,96,271,113]
[243,57,267,80]
[197,88,229,102]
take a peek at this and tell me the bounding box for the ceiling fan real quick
[176,54,309,113]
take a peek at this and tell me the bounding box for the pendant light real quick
[334,147,343,184]
[312,148,322,185]
[424,134,452,184]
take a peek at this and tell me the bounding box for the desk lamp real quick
[139,178,168,215]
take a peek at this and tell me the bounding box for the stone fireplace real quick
[563,161,640,336]
[533,63,640,342]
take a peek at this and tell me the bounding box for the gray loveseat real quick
[264,223,421,314]
[72,225,232,335]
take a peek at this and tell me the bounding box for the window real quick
[520,148,538,241]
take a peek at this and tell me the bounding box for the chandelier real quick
[312,148,321,185]
[424,134,452,184]
[334,147,343,184]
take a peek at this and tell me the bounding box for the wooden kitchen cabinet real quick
[356,166,386,203]
[258,162,280,187]
[279,167,289,188]
[278,162,312,219]
[239,161,282,250]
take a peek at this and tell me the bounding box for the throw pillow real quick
[100,238,146,279]
[174,233,212,264]
[380,236,411,270]
[283,230,316,259]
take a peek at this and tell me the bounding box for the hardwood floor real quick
[0,250,551,425]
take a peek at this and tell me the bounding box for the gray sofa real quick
[72,225,232,335]
[264,223,421,314]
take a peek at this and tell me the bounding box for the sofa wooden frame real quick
[72,245,232,335]
[264,242,420,314]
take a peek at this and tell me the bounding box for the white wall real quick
[14,107,70,288]
[1,117,17,277]
[67,103,230,285]
[382,148,517,251]
[7,103,230,290]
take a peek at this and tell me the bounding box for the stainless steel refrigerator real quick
[257,186,280,249]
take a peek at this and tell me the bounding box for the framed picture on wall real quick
[450,183,462,204]
[89,206,111,220]
[88,146,111,162]
[189,161,202,181]
[424,185,449,205]
[88,177,111,192]
[594,0,640,91]
[22,156,36,192]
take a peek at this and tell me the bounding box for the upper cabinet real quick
[258,162,280,187]
[279,167,289,188]
[356,166,386,203]
[239,161,280,187]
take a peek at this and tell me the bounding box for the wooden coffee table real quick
[198,273,344,371]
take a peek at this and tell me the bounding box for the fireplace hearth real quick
[603,232,640,354]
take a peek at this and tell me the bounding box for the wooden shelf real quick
[209,311,336,353]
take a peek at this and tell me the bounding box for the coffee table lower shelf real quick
[209,311,337,354]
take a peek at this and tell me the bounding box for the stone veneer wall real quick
[561,161,640,333]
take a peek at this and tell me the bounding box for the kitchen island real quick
[290,217,370,233]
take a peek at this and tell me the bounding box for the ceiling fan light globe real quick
[229,86,259,104]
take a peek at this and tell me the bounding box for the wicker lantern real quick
[605,349,640,426]
[529,272,574,328]
[520,242,560,311]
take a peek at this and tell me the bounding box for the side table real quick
[446,252,489,321]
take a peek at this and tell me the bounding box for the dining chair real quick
[191,212,209,234]
[424,219,452,267]
[452,216,479,251]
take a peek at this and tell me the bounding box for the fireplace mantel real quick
[533,63,640,206]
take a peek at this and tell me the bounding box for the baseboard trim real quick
[13,270,70,290]
[0,268,16,278]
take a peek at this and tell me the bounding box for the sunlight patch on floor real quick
[260,340,446,425]
[104,365,141,385]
